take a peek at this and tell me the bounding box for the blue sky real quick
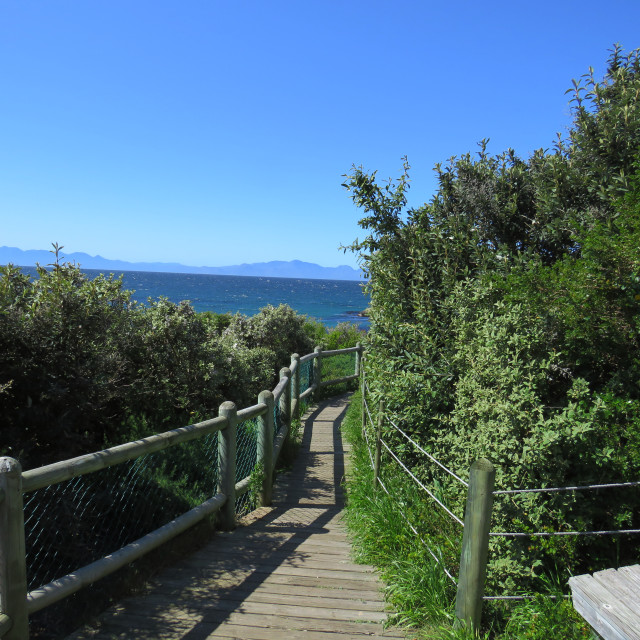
[2,1,639,270]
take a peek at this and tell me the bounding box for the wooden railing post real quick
[355,342,362,378]
[257,390,275,506]
[313,346,322,399]
[290,353,300,420]
[0,457,29,640]
[455,458,495,635]
[217,402,237,531]
[373,400,383,489]
[279,367,292,458]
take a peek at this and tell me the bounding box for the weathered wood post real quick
[373,400,384,489]
[0,457,29,640]
[290,353,300,420]
[313,346,323,400]
[279,367,292,458]
[455,458,495,635]
[355,342,362,378]
[361,354,367,438]
[257,390,275,506]
[217,402,237,531]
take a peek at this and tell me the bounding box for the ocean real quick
[17,267,371,329]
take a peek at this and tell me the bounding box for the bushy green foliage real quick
[302,317,366,350]
[0,259,330,469]
[0,260,140,465]
[343,45,640,605]
[322,321,366,350]
[343,392,592,639]
[222,304,314,382]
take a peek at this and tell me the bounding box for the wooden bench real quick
[569,565,640,640]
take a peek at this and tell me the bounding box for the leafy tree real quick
[0,261,327,468]
[344,46,640,592]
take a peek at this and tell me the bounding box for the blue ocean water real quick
[17,267,370,329]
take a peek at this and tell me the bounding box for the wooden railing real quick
[0,344,363,639]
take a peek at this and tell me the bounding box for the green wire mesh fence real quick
[235,419,259,515]
[2,344,363,637]
[23,430,220,592]
[299,358,313,394]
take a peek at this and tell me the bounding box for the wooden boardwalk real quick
[67,395,404,639]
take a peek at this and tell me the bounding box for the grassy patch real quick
[341,391,594,639]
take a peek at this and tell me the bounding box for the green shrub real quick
[0,260,138,466]
[343,46,640,598]
[222,304,314,383]
[0,262,328,468]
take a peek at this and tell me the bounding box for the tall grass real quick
[341,391,594,639]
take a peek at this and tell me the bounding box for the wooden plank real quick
[193,548,376,573]
[66,395,398,640]
[149,567,384,594]
[594,568,640,612]
[144,580,386,610]
[80,609,399,635]
[180,622,404,640]
[569,573,640,640]
[114,594,388,623]
[618,565,640,591]
[68,611,405,639]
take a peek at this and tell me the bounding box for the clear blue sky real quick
[2,1,639,270]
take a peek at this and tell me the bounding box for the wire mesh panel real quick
[299,359,313,394]
[273,402,282,445]
[235,418,259,515]
[23,431,219,592]
[236,418,258,483]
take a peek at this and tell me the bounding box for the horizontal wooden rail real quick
[272,375,289,402]
[237,403,266,422]
[319,373,359,388]
[22,416,227,493]
[273,421,290,466]
[0,616,10,637]
[319,346,361,356]
[26,493,226,614]
[1,344,364,638]
[299,385,315,401]
[235,475,252,497]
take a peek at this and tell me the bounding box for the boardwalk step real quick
[66,395,400,640]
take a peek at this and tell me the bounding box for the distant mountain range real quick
[0,246,364,281]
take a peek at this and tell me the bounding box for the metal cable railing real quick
[360,373,640,615]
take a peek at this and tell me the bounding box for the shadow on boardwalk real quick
[67,395,404,640]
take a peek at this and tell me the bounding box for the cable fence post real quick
[361,355,366,438]
[373,400,384,489]
[217,402,237,531]
[455,458,495,635]
[290,353,300,420]
[258,390,275,506]
[0,457,29,640]
[313,346,322,400]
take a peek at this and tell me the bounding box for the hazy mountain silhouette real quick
[0,246,364,281]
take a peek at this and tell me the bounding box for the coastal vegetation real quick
[0,253,364,470]
[0,259,364,637]
[342,45,640,637]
